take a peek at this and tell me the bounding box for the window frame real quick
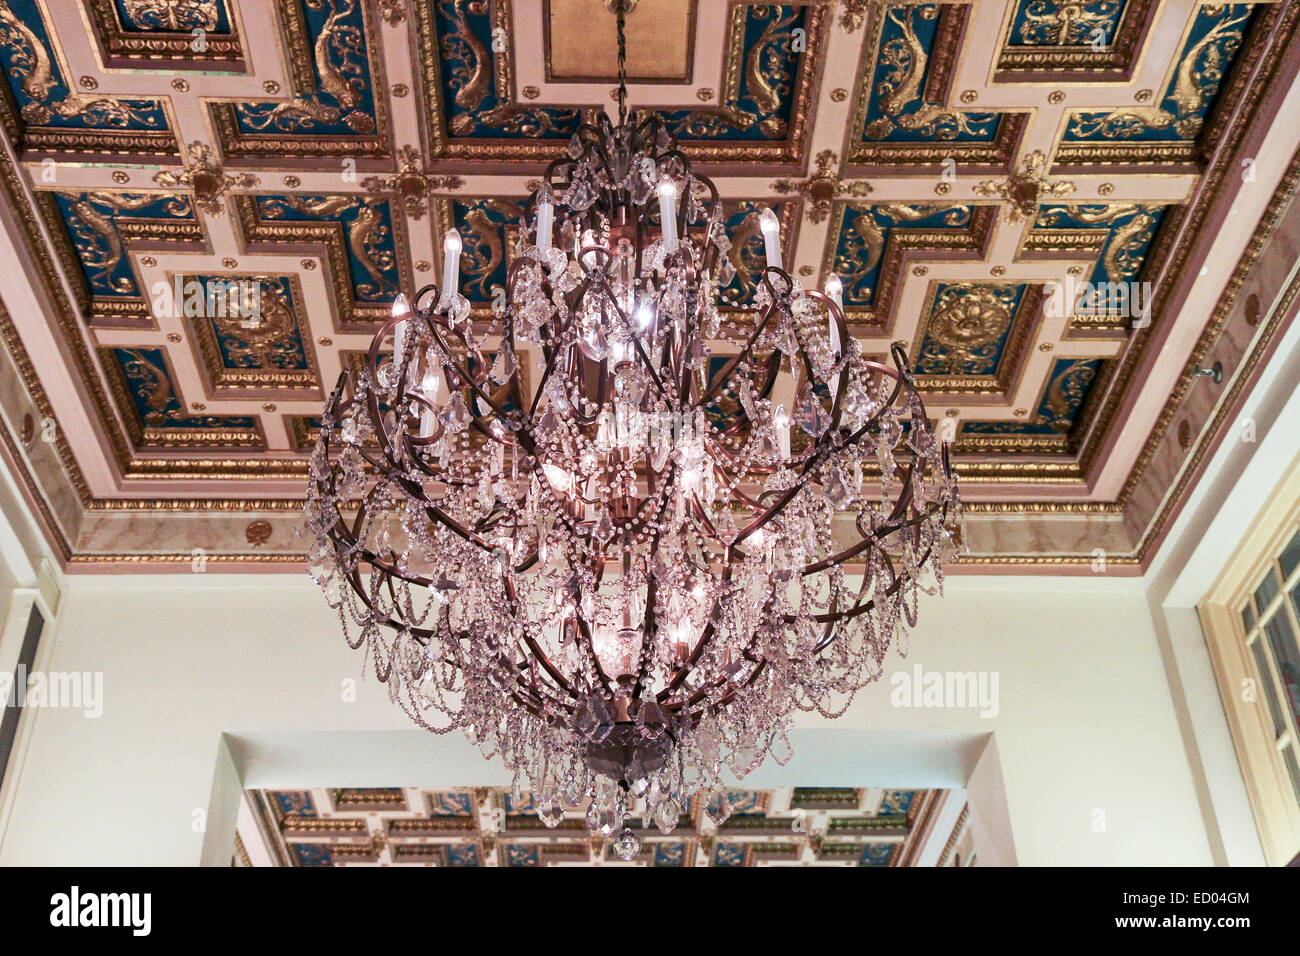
[1198,454,1300,866]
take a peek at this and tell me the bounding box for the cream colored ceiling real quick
[0,0,1295,572]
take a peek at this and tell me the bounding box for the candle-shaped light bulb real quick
[419,404,437,439]
[773,403,791,458]
[657,178,678,252]
[536,186,554,257]
[441,229,462,301]
[825,273,843,395]
[759,207,782,270]
[825,273,843,310]
[391,293,410,366]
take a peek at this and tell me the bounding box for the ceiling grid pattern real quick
[0,0,1295,570]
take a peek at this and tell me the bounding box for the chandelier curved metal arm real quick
[303,3,961,848]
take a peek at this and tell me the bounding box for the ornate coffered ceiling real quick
[236,785,971,866]
[0,0,1297,571]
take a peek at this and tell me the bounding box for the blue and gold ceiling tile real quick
[446,843,480,866]
[184,273,319,395]
[505,843,541,867]
[913,282,1025,385]
[101,345,264,450]
[1057,4,1258,167]
[822,202,996,330]
[1025,202,1170,333]
[960,357,1109,454]
[718,199,798,307]
[288,415,325,452]
[850,4,1025,168]
[211,0,387,160]
[0,0,176,156]
[877,789,919,816]
[37,190,204,328]
[440,197,525,306]
[859,842,897,866]
[271,790,317,819]
[417,0,586,162]
[85,0,245,72]
[636,3,824,165]
[429,791,476,816]
[653,841,690,867]
[996,0,1155,78]
[288,843,333,867]
[712,842,749,867]
[235,193,405,327]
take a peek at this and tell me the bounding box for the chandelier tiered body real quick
[304,46,960,853]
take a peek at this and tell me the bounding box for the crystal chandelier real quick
[303,1,960,859]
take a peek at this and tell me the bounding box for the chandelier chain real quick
[616,4,628,127]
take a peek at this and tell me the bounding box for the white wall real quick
[0,573,1212,866]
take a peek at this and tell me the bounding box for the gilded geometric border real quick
[82,0,248,72]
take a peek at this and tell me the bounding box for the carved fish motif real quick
[743,7,798,131]
[1069,8,1250,138]
[836,209,885,296]
[313,0,363,111]
[1043,361,1097,431]
[118,0,221,32]
[119,348,177,425]
[442,0,491,117]
[62,191,186,294]
[460,205,506,299]
[348,200,395,298]
[868,7,991,139]
[0,1,55,101]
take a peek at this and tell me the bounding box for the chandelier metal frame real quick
[303,3,961,850]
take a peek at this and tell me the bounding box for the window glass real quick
[1280,529,1300,582]
[1251,639,1287,737]
[1263,614,1300,732]
[1256,566,1282,615]
[1283,747,1300,814]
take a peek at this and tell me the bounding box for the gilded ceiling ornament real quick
[866,6,995,141]
[1035,202,1160,282]
[153,141,258,217]
[377,0,407,25]
[245,520,273,546]
[58,191,192,294]
[649,4,801,140]
[838,0,869,33]
[974,150,1074,222]
[1016,0,1121,45]
[919,283,1017,375]
[0,1,163,128]
[210,277,304,369]
[237,0,375,135]
[1068,7,1251,140]
[362,145,465,220]
[118,0,221,32]
[771,150,871,224]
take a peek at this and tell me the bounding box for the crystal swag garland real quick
[303,5,960,860]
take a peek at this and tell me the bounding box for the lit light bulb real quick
[634,299,654,328]
[536,187,554,257]
[542,463,572,495]
[391,293,410,366]
[824,274,843,396]
[759,208,781,270]
[773,403,791,458]
[657,179,678,252]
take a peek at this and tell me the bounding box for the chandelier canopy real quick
[303,4,960,860]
